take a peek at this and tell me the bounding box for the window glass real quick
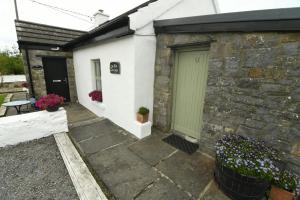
[92,59,101,90]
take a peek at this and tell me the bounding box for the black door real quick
[42,57,70,102]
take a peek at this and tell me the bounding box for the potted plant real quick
[269,170,297,200]
[35,94,64,112]
[136,107,149,123]
[89,90,102,102]
[215,134,281,200]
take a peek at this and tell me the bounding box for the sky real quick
[1,0,300,49]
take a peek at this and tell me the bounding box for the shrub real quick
[138,107,149,115]
[35,94,64,110]
[89,90,102,102]
[0,48,24,75]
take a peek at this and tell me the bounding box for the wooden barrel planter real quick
[214,161,270,200]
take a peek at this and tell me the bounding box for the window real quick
[92,59,101,90]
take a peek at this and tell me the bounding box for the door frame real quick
[171,46,210,140]
[42,56,71,102]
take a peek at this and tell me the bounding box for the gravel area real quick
[0,136,79,200]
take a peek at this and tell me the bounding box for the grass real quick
[0,94,6,105]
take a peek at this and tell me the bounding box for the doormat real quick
[163,134,199,155]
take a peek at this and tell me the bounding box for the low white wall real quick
[1,75,26,83]
[0,108,68,147]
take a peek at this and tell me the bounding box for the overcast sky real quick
[1,0,300,49]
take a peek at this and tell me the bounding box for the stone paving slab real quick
[71,120,136,155]
[87,144,159,200]
[70,119,129,142]
[79,131,130,155]
[64,103,98,125]
[128,129,176,166]
[199,180,230,200]
[135,177,191,200]
[156,151,215,198]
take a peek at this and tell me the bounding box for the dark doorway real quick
[42,57,70,102]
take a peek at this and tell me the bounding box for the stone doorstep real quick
[54,132,108,200]
[0,93,13,117]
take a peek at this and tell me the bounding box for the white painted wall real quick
[73,0,218,138]
[158,0,217,20]
[0,108,68,147]
[73,37,137,134]
[129,0,217,35]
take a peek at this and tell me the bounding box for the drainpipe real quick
[212,0,220,13]
[25,48,35,98]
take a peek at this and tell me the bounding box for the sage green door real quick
[172,48,209,139]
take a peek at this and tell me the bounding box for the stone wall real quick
[21,49,77,102]
[154,32,300,175]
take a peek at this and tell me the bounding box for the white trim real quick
[54,132,108,200]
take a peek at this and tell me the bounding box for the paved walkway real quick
[68,117,229,200]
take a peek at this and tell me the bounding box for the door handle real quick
[53,80,62,83]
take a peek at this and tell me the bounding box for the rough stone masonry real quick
[153,32,300,175]
[21,49,77,102]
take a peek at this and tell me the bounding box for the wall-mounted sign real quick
[110,62,120,74]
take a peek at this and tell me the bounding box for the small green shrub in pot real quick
[137,107,149,123]
[138,107,149,115]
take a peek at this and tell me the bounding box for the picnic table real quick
[2,100,31,115]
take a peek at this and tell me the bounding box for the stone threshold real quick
[54,132,108,200]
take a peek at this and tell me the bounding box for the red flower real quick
[21,82,29,88]
[89,90,102,102]
[35,94,64,110]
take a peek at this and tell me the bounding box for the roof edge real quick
[15,20,87,33]
[154,7,300,26]
[154,7,300,34]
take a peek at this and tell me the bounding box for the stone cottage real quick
[64,0,219,138]
[15,20,86,102]
[153,7,300,175]
[15,0,299,176]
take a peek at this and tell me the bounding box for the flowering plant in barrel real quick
[89,90,102,102]
[215,134,281,200]
[35,94,64,112]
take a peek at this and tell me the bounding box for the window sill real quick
[91,101,106,110]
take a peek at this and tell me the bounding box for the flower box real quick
[89,90,102,102]
[269,186,295,200]
[35,94,64,112]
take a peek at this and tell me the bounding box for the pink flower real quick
[88,90,102,102]
[35,94,64,110]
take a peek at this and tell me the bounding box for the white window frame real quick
[91,59,102,91]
